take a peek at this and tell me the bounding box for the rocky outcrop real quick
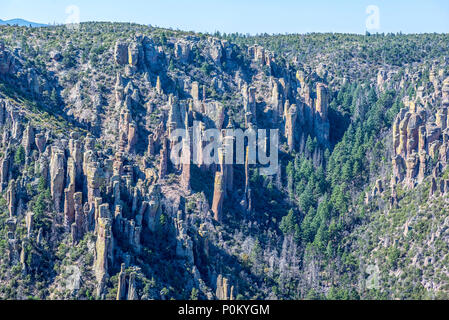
[216,274,234,300]
[72,192,85,242]
[127,272,137,300]
[285,104,297,151]
[94,203,113,297]
[167,95,184,136]
[156,76,162,94]
[392,76,449,189]
[443,77,449,105]
[6,179,16,218]
[174,40,191,63]
[114,36,164,72]
[114,42,129,65]
[248,44,273,67]
[0,42,18,75]
[377,69,388,91]
[22,124,34,156]
[0,150,11,192]
[243,85,257,120]
[118,110,137,154]
[206,37,223,65]
[181,142,191,191]
[242,146,252,214]
[158,138,168,179]
[115,264,140,300]
[128,42,141,67]
[222,132,234,193]
[86,162,101,205]
[211,172,225,222]
[35,133,47,154]
[25,211,33,238]
[191,81,200,102]
[143,186,162,232]
[5,25,447,301]
[175,210,194,263]
[64,157,76,230]
[116,263,127,300]
[50,147,66,212]
[0,42,46,96]
[271,78,283,122]
[203,101,225,130]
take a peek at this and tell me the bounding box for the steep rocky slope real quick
[0,23,448,300]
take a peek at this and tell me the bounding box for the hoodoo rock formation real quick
[1,21,447,301]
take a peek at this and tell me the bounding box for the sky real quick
[1,0,449,34]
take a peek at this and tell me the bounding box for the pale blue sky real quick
[1,0,449,34]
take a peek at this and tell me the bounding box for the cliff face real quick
[0,23,449,300]
[392,76,449,189]
[0,23,336,300]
